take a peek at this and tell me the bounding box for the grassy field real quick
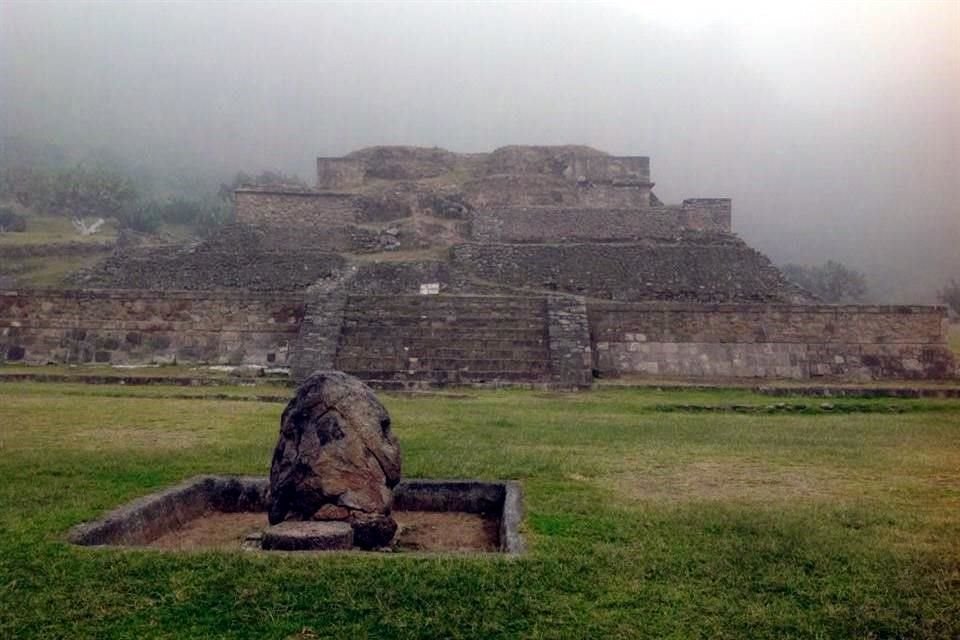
[0,214,118,246]
[1,383,958,639]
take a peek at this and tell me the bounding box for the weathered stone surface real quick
[450,240,812,304]
[2,290,955,381]
[312,504,351,521]
[268,371,401,548]
[0,289,303,367]
[589,302,957,380]
[261,521,353,551]
[67,225,346,291]
[471,202,731,243]
[349,512,398,550]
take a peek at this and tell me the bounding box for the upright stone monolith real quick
[268,371,402,548]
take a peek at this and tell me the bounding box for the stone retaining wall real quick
[68,229,346,291]
[451,241,808,303]
[235,189,358,227]
[0,289,304,366]
[590,302,955,380]
[1,290,953,382]
[471,202,731,243]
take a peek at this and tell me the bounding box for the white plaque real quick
[419,283,440,295]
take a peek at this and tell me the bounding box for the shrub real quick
[197,201,234,234]
[782,261,868,303]
[115,201,162,233]
[938,279,960,316]
[159,198,204,225]
[0,207,27,232]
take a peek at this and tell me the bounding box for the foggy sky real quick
[1,1,958,302]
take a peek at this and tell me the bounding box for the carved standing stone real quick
[268,370,401,548]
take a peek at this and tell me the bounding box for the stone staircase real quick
[334,295,552,389]
[289,272,355,381]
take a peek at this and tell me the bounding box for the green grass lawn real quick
[1,384,958,639]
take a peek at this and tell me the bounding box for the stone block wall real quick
[2,290,953,382]
[316,158,365,189]
[566,155,650,184]
[0,290,304,366]
[470,203,732,243]
[483,147,649,182]
[462,175,578,208]
[235,189,358,227]
[546,295,593,387]
[576,183,652,208]
[681,199,732,232]
[590,302,955,380]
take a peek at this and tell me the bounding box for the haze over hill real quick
[1,1,957,302]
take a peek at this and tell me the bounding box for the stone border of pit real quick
[67,475,525,555]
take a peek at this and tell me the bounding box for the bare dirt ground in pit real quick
[394,511,499,552]
[149,512,266,550]
[146,511,500,552]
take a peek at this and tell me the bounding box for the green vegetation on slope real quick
[0,213,117,246]
[0,385,958,639]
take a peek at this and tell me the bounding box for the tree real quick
[48,166,139,220]
[114,200,162,233]
[781,261,868,303]
[0,166,52,209]
[938,279,960,316]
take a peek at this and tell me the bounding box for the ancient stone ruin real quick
[2,145,956,384]
[268,370,402,549]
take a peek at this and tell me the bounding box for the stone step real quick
[345,298,545,307]
[343,316,546,329]
[341,324,546,335]
[341,326,546,337]
[337,355,550,367]
[337,346,548,358]
[336,346,549,360]
[338,348,547,360]
[346,296,545,309]
[341,314,546,326]
[340,329,547,342]
[340,328,547,341]
[336,357,550,372]
[343,314,545,325]
[361,379,545,391]
[343,369,547,382]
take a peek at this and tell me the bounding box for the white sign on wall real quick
[419,283,440,295]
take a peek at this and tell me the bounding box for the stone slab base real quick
[262,521,354,551]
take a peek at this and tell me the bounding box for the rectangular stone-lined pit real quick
[68,475,525,555]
